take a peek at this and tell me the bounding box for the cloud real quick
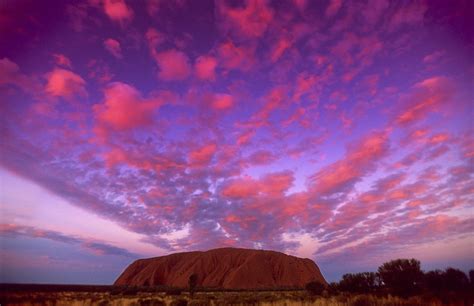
[395,76,454,126]
[0,58,37,93]
[221,176,259,199]
[221,171,293,199]
[246,150,276,165]
[103,0,133,24]
[103,38,122,58]
[195,56,217,81]
[52,54,72,68]
[154,49,191,81]
[217,41,255,71]
[145,27,164,53]
[146,0,160,16]
[94,82,163,130]
[388,1,427,31]
[423,50,445,63]
[0,224,138,258]
[260,171,294,196]
[45,68,86,99]
[188,143,217,166]
[217,0,274,39]
[309,131,390,196]
[325,0,342,18]
[270,37,292,63]
[210,93,234,110]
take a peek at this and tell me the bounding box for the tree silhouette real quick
[305,281,325,295]
[469,270,474,288]
[338,272,379,293]
[424,269,445,292]
[188,273,198,297]
[378,258,423,296]
[443,268,469,291]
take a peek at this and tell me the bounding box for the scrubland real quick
[1,289,471,306]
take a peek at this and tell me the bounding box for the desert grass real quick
[1,290,471,306]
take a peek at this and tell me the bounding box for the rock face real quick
[114,247,327,289]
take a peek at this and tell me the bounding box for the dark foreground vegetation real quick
[1,258,472,305]
[320,259,472,298]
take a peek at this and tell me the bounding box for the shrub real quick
[166,288,183,296]
[350,295,372,306]
[443,267,469,291]
[138,299,166,306]
[424,268,469,292]
[188,273,198,296]
[378,258,423,296]
[338,272,378,293]
[170,299,188,306]
[305,280,325,295]
[424,270,445,292]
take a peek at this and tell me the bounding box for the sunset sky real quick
[0,0,473,284]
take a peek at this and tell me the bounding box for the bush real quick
[305,281,325,295]
[188,273,198,296]
[424,268,469,292]
[170,300,188,306]
[338,272,379,293]
[443,268,469,291]
[378,258,423,296]
[166,288,183,296]
[424,270,445,292]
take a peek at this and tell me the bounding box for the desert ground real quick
[1,284,471,306]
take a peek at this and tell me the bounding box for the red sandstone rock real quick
[114,247,327,289]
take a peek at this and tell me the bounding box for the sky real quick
[0,0,473,284]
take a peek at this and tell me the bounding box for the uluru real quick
[114,247,327,289]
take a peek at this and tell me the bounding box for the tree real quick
[188,273,198,297]
[443,268,469,291]
[327,282,339,295]
[469,270,474,288]
[424,270,445,292]
[378,258,423,296]
[305,281,325,295]
[338,272,378,293]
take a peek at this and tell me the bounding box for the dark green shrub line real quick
[308,258,473,298]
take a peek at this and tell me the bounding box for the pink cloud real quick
[0,58,38,93]
[309,132,389,196]
[429,133,450,144]
[246,150,276,165]
[423,50,445,63]
[210,93,234,110]
[388,1,427,31]
[325,0,342,18]
[195,56,217,81]
[94,82,163,130]
[103,0,133,24]
[293,0,308,11]
[237,129,256,145]
[103,38,122,58]
[145,28,164,53]
[146,0,160,16]
[217,0,273,39]
[217,41,255,71]
[45,68,86,99]
[154,49,191,81]
[52,54,72,68]
[221,176,259,199]
[260,171,294,196]
[396,76,454,126]
[293,73,318,102]
[270,37,292,63]
[188,143,217,166]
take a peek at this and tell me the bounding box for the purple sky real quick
[1,0,473,284]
